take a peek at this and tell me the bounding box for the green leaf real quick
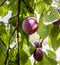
[35,0,44,14]
[43,0,52,5]
[0,38,7,65]
[8,0,17,15]
[0,25,16,46]
[8,61,17,65]
[24,59,31,65]
[43,7,60,25]
[0,4,8,16]
[19,22,30,49]
[21,0,34,14]
[58,60,60,65]
[35,0,50,15]
[49,24,60,50]
[0,22,6,35]
[0,0,2,2]
[29,42,35,55]
[20,32,29,49]
[9,17,17,27]
[37,18,52,39]
[0,30,10,46]
[9,45,19,65]
[10,25,16,44]
[29,0,35,9]
[29,32,39,42]
[23,44,30,56]
[47,49,56,59]
[20,50,29,65]
[9,45,18,62]
[20,59,31,65]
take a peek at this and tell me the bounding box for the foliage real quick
[0,0,60,65]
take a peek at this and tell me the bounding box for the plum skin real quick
[33,48,43,61]
[33,41,40,48]
[22,17,38,35]
[53,19,60,25]
[57,8,60,13]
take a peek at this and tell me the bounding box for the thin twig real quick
[9,13,17,21]
[22,0,34,13]
[17,0,21,65]
[5,15,18,65]
[8,13,17,24]
[5,42,10,65]
[9,25,17,41]
[0,0,7,6]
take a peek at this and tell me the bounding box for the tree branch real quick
[5,23,18,65]
[22,0,34,13]
[0,0,7,6]
[5,19,18,65]
[5,13,18,65]
[4,0,21,65]
[17,0,21,65]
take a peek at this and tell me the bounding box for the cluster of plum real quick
[22,17,43,61]
[22,8,60,61]
[33,41,43,61]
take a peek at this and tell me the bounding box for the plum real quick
[33,48,43,61]
[33,41,40,48]
[57,8,60,13]
[53,19,60,25]
[22,17,38,35]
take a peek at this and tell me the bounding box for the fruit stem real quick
[40,40,43,48]
[39,37,43,48]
